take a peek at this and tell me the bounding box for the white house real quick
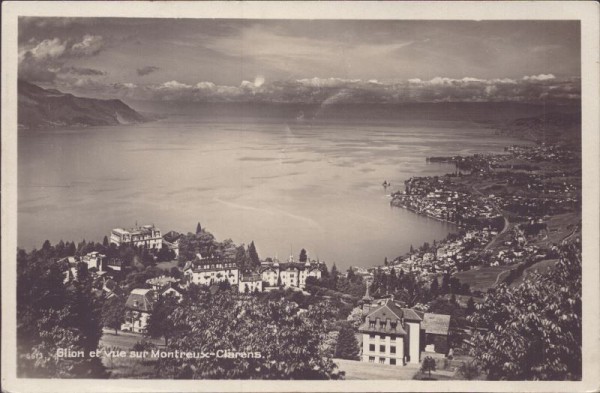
[359,299,422,366]
[122,288,155,333]
[239,272,263,293]
[82,251,106,272]
[183,256,239,286]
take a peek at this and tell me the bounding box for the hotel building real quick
[110,224,162,249]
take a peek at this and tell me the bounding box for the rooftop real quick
[125,289,155,312]
[422,313,451,336]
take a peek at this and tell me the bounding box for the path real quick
[334,358,419,380]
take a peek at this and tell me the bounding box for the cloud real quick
[61,66,106,76]
[19,34,106,82]
[136,66,160,76]
[27,38,67,60]
[523,74,555,81]
[70,35,105,56]
[50,73,580,106]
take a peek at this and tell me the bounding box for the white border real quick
[2,2,599,392]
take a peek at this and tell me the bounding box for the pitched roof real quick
[125,289,155,312]
[358,300,407,335]
[401,307,423,322]
[422,313,451,335]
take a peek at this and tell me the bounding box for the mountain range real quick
[18,80,146,129]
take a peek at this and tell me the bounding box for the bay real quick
[18,116,525,270]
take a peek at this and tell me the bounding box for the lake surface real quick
[18,116,525,270]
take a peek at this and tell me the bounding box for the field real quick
[453,265,514,292]
[509,259,558,287]
[537,212,581,247]
[155,259,179,271]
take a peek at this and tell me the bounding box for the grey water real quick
[18,115,526,270]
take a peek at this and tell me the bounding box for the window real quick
[379,358,385,364]
[380,322,386,329]
[369,334,375,339]
[390,346,396,354]
[369,344,375,352]
[380,345,386,353]
[369,357,375,363]
[390,358,396,365]
[369,321,376,328]
[391,336,396,341]
[391,322,397,330]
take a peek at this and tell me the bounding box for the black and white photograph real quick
[2,1,599,391]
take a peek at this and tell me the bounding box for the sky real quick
[18,18,581,104]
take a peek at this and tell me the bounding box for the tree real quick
[441,273,450,294]
[334,325,360,360]
[384,257,388,266]
[103,236,109,248]
[299,248,307,262]
[156,292,342,379]
[66,241,76,256]
[196,222,202,234]
[466,297,476,315]
[248,241,260,268]
[458,360,480,380]
[430,277,440,297]
[102,296,125,335]
[346,306,364,330]
[146,295,178,345]
[170,266,182,280]
[468,243,581,380]
[421,356,437,378]
[346,267,356,283]
[17,248,106,378]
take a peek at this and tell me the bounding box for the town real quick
[17,139,582,380]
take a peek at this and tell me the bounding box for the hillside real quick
[18,80,146,129]
[495,111,581,145]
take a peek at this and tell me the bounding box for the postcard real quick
[2,1,598,392]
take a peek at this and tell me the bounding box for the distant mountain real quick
[18,80,146,129]
[129,100,580,125]
[495,111,581,145]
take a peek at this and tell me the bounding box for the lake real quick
[18,115,525,270]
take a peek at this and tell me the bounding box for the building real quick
[146,275,178,292]
[159,284,184,302]
[110,224,162,249]
[260,263,280,286]
[106,258,123,272]
[57,256,79,283]
[421,312,451,354]
[239,272,263,293]
[359,299,422,366]
[259,258,322,289]
[121,288,155,333]
[183,256,239,286]
[82,251,106,272]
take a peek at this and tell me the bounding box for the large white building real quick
[260,257,322,289]
[110,224,162,249]
[359,299,422,366]
[183,256,239,286]
[239,272,263,293]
